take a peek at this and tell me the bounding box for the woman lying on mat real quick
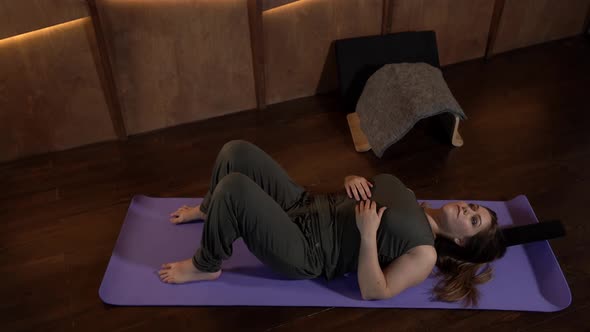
[158,140,507,306]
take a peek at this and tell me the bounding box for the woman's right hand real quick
[344,175,373,201]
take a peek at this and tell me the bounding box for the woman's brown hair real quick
[423,204,507,307]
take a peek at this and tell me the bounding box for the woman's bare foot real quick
[169,204,208,224]
[158,258,221,284]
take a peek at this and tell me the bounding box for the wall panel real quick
[389,0,496,66]
[0,0,89,39]
[493,0,590,54]
[263,0,382,105]
[96,0,257,135]
[0,18,116,162]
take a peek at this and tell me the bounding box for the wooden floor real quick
[2,37,590,332]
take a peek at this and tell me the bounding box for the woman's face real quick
[440,201,492,244]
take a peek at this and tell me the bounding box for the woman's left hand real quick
[355,200,387,239]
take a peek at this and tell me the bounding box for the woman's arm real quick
[358,243,436,300]
[357,233,388,299]
[355,200,436,300]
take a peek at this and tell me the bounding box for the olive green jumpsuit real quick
[193,140,434,280]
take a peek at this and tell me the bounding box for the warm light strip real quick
[0,17,90,44]
[264,0,305,13]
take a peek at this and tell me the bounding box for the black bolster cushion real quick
[503,220,566,247]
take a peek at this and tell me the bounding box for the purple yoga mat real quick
[99,195,571,311]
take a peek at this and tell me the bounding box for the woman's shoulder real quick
[371,173,407,187]
[370,173,415,208]
[406,245,437,263]
[372,172,399,180]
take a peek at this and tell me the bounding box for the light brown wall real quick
[492,0,590,54]
[96,0,257,135]
[0,0,89,39]
[3,0,589,163]
[0,18,117,162]
[263,0,382,105]
[389,0,496,66]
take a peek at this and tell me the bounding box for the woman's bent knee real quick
[221,139,256,160]
[214,172,253,196]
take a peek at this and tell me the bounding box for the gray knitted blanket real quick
[356,62,466,158]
